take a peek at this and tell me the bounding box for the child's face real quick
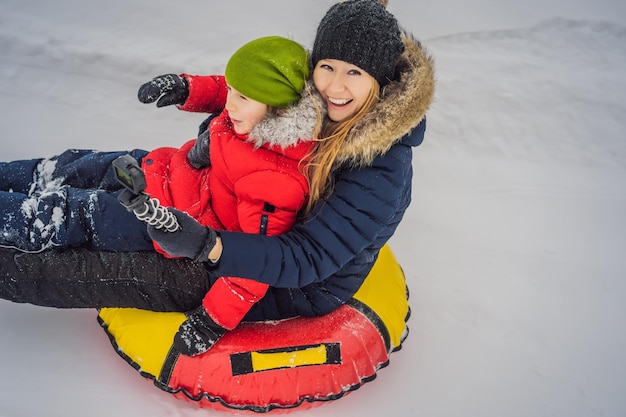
[312,59,375,122]
[225,85,269,135]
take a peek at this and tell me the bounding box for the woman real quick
[0,0,434,351]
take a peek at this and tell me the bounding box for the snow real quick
[1,0,625,416]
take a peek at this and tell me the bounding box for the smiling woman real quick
[0,0,434,343]
[0,0,435,413]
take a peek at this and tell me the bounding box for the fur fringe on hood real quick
[247,82,323,149]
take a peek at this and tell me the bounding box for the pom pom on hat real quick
[311,0,404,87]
[225,36,309,108]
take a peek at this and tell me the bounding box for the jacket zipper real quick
[259,202,275,235]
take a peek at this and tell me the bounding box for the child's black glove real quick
[174,305,226,356]
[187,129,212,169]
[147,207,217,262]
[138,74,189,107]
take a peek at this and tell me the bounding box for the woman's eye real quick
[348,69,362,76]
[320,64,333,71]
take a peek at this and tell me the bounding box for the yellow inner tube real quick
[99,244,408,381]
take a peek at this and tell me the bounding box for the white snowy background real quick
[1,0,625,416]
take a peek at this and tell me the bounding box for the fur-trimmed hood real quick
[247,82,323,149]
[247,31,434,167]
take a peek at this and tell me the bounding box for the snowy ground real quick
[1,1,626,416]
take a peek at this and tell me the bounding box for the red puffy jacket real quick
[142,75,316,329]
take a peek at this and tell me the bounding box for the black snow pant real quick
[0,248,210,312]
[0,246,319,322]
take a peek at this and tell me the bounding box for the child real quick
[0,36,320,355]
[138,36,320,355]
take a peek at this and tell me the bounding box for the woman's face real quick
[313,59,375,122]
[225,85,268,135]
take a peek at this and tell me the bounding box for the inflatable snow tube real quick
[98,245,410,414]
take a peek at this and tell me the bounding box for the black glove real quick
[174,305,226,356]
[138,74,189,107]
[197,114,217,137]
[147,207,217,262]
[187,129,212,169]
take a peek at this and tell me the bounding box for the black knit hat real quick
[311,0,405,87]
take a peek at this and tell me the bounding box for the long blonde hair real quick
[304,78,381,215]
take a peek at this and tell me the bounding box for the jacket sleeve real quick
[177,74,228,113]
[211,121,426,289]
[202,277,269,329]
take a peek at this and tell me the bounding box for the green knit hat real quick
[225,36,309,109]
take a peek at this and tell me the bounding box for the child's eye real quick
[348,69,362,76]
[320,64,333,71]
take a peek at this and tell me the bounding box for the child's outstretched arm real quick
[138,74,228,114]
